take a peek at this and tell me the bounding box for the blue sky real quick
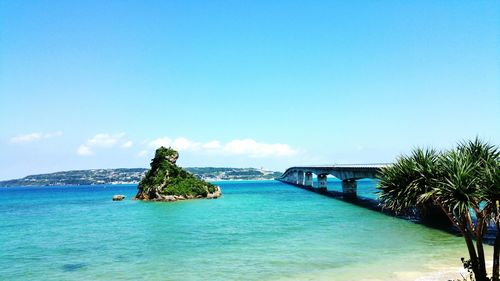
[0,0,499,180]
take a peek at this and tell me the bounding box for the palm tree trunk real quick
[465,213,488,281]
[476,236,488,281]
[493,222,500,281]
[459,218,483,281]
[436,203,483,278]
[464,230,482,279]
[473,215,488,281]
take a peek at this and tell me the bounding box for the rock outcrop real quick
[112,194,126,201]
[134,147,221,202]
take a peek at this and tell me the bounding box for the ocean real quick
[0,180,485,280]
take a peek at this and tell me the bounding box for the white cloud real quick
[10,131,63,143]
[87,133,125,147]
[148,137,298,158]
[77,145,93,156]
[10,133,41,143]
[149,137,172,148]
[148,137,201,151]
[202,140,222,150]
[121,140,133,148]
[76,133,132,156]
[223,139,298,158]
[172,137,201,151]
[76,134,299,158]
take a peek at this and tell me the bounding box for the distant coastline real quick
[0,167,282,187]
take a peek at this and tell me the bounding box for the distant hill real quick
[0,167,283,187]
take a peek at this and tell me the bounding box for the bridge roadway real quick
[276,164,390,199]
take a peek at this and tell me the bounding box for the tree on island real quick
[378,138,499,281]
[135,146,221,201]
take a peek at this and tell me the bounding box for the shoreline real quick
[0,179,279,188]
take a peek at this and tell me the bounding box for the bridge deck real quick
[278,164,390,181]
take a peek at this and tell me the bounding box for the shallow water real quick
[0,180,486,280]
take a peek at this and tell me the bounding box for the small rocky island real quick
[134,147,221,202]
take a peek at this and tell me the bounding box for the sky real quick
[0,0,499,180]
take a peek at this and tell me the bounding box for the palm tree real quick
[461,139,500,281]
[378,147,441,214]
[430,149,487,280]
[378,138,499,281]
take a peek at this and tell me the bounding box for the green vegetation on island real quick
[0,168,147,186]
[134,147,221,201]
[0,167,281,187]
[378,138,499,281]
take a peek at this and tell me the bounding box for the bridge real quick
[276,164,390,199]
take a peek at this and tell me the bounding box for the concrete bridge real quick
[276,164,390,199]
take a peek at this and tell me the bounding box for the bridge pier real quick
[317,174,327,191]
[284,175,290,183]
[297,171,304,186]
[342,179,357,199]
[304,172,313,187]
[288,172,297,184]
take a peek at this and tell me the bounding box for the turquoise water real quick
[0,180,483,280]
